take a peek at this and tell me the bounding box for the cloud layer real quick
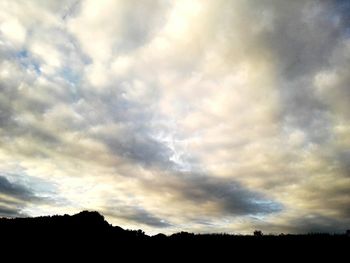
[0,0,349,234]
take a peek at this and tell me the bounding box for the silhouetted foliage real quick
[254,230,263,237]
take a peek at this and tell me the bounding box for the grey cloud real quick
[77,88,176,169]
[304,177,350,218]
[78,79,158,124]
[0,175,37,217]
[0,173,65,218]
[315,39,350,118]
[283,214,349,234]
[251,213,350,234]
[34,0,78,14]
[249,1,343,80]
[207,0,347,146]
[0,175,36,201]
[258,0,346,143]
[97,128,175,169]
[2,0,176,172]
[336,150,350,177]
[0,55,82,150]
[197,0,345,146]
[0,196,27,218]
[104,205,171,228]
[182,175,282,216]
[334,0,350,32]
[142,173,282,218]
[280,80,332,145]
[1,37,174,170]
[71,0,170,54]
[0,206,25,218]
[111,0,170,53]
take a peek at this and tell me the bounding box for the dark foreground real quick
[1,211,349,258]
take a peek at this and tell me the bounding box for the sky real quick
[0,0,349,235]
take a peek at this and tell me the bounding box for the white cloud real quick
[30,41,62,73]
[0,18,26,45]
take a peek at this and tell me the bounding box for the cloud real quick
[0,18,26,45]
[183,175,282,216]
[288,215,350,234]
[0,175,35,200]
[0,171,66,218]
[0,0,349,234]
[141,173,282,218]
[68,0,170,62]
[252,213,350,234]
[0,206,24,218]
[104,205,171,228]
[90,122,176,169]
[0,175,38,217]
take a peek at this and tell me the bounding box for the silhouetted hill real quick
[0,211,349,258]
[0,211,150,242]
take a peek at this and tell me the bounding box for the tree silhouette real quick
[254,230,263,237]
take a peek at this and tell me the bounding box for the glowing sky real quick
[0,0,350,234]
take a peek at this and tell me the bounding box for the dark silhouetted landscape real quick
[1,210,349,256]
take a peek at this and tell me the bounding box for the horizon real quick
[1,210,349,236]
[0,0,350,236]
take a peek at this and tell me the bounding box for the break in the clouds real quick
[0,0,349,234]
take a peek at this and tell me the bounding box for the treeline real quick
[1,211,349,248]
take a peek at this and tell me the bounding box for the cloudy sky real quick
[0,0,349,234]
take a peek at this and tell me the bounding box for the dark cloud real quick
[183,175,282,216]
[0,195,27,218]
[284,214,349,234]
[142,173,282,218]
[104,205,171,228]
[0,175,37,217]
[335,0,350,30]
[194,177,281,215]
[0,175,36,201]
[251,213,350,234]
[0,206,25,218]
